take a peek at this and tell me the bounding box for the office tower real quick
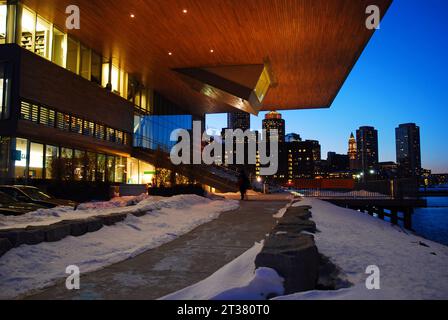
[327,152,349,173]
[227,111,250,131]
[356,126,379,173]
[286,139,320,180]
[348,132,358,170]
[396,123,422,177]
[262,111,286,143]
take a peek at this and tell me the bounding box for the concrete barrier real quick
[0,238,13,257]
[255,203,320,294]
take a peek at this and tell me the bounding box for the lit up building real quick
[395,123,421,177]
[262,111,285,143]
[348,132,357,170]
[286,139,320,180]
[0,1,391,192]
[356,126,379,173]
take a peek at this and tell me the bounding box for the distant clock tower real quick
[348,132,358,170]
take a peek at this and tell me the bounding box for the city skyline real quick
[207,0,448,173]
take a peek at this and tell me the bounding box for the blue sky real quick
[206,0,448,173]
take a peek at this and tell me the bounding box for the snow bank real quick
[162,198,448,300]
[160,242,284,300]
[278,198,448,300]
[0,195,239,299]
[0,194,158,230]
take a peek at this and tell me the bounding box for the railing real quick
[296,189,392,199]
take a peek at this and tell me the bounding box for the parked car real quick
[0,191,46,216]
[0,186,78,209]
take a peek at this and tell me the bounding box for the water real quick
[413,196,448,246]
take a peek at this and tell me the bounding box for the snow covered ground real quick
[161,242,285,300]
[0,195,239,299]
[163,198,448,300]
[1,194,155,230]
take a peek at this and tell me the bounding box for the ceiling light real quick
[210,49,214,53]
[182,9,188,14]
[130,13,135,18]
[168,52,173,56]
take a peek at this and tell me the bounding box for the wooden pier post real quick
[391,208,399,225]
[403,208,413,230]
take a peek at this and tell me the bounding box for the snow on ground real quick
[0,194,158,230]
[162,197,448,300]
[276,198,448,300]
[0,195,239,299]
[160,242,284,300]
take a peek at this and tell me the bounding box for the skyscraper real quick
[262,111,286,143]
[356,126,379,173]
[348,132,357,170]
[395,123,421,177]
[227,111,250,131]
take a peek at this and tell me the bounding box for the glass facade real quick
[0,3,6,44]
[134,114,193,152]
[0,137,150,183]
[0,62,11,120]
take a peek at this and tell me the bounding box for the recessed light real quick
[130,13,135,18]
[182,9,188,14]
[210,49,214,53]
[168,52,173,56]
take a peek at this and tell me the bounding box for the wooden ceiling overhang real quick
[22,0,393,116]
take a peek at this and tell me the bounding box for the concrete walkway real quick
[27,197,289,300]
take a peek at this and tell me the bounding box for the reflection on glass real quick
[52,27,66,67]
[21,8,35,52]
[66,36,79,74]
[60,147,73,180]
[35,16,52,59]
[91,51,102,85]
[29,142,44,179]
[97,154,106,182]
[115,156,126,183]
[80,45,91,80]
[14,138,28,179]
[0,4,7,44]
[45,145,59,180]
[85,151,96,182]
[0,137,10,179]
[106,155,115,182]
[73,149,84,181]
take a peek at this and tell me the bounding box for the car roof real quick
[0,185,38,189]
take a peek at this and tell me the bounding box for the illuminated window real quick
[70,117,83,134]
[29,142,44,179]
[73,149,85,181]
[80,44,91,80]
[21,8,36,52]
[0,4,6,44]
[45,145,59,180]
[52,27,66,67]
[66,36,79,74]
[35,16,52,59]
[14,138,28,178]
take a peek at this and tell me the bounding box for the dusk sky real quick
[206,0,448,173]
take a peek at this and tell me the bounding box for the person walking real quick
[237,169,250,201]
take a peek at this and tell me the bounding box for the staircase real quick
[132,147,239,193]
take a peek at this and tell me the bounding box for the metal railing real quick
[297,189,392,199]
